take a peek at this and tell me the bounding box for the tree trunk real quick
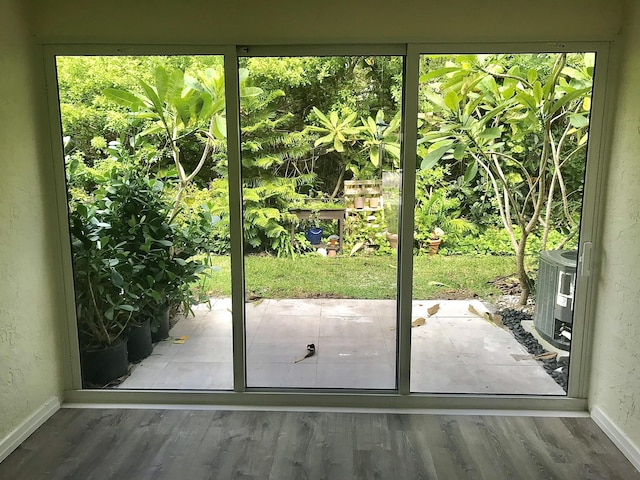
[515,235,531,305]
[329,163,346,200]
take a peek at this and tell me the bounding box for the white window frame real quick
[44,40,611,411]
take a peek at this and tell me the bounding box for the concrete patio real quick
[118,298,565,395]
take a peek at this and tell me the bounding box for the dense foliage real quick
[60,53,592,304]
[68,152,219,348]
[417,53,591,301]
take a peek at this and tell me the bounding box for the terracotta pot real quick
[328,248,337,257]
[386,231,398,249]
[354,196,365,209]
[428,238,442,256]
[369,197,379,208]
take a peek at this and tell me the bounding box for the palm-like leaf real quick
[359,110,401,166]
[307,107,359,152]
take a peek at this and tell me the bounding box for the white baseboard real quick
[592,406,640,472]
[0,396,60,463]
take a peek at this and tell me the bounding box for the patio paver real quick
[118,298,565,395]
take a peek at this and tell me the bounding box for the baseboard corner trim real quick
[591,405,640,472]
[0,396,61,463]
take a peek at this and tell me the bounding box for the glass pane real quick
[411,52,595,395]
[239,55,403,389]
[58,55,233,390]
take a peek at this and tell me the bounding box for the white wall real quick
[0,0,65,445]
[588,0,640,449]
[10,0,640,450]
[28,0,620,45]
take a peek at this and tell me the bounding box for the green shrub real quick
[413,168,477,253]
[444,226,578,256]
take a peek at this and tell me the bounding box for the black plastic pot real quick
[80,341,128,386]
[151,306,170,342]
[127,318,153,362]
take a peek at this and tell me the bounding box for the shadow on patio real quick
[118,298,565,395]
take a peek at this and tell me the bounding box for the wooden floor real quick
[1,408,638,479]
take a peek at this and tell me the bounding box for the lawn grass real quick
[198,254,522,300]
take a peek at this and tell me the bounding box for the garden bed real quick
[498,308,569,391]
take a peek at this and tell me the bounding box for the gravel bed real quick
[497,308,569,392]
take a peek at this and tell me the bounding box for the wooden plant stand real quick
[289,208,346,253]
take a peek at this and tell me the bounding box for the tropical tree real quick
[358,109,401,171]
[304,107,361,198]
[57,55,224,166]
[104,66,262,219]
[418,53,593,304]
[304,107,402,197]
[238,79,314,256]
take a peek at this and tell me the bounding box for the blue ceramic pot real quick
[306,227,323,245]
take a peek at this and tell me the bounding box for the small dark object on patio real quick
[295,344,316,363]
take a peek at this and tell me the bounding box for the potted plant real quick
[428,227,445,255]
[165,201,221,324]
[93,170,175,349]
[69,202,138,386]
[384,197,399,249]
[68,155,218,380]
[305,226,324,245]
[347,214,385,255]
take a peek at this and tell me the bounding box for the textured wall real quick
[0,0,65,441]
[27,0,621,45]
[588,0,640,447]
[9,0,640,447]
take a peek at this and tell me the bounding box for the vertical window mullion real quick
[224,47,247,392]
[397,46,420,395]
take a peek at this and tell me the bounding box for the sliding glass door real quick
[57,54,234,390]
[238,54,403,389]
[410,51,596,395]
[52,44,605,399]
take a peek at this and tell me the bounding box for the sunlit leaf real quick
[138,79,164,117]
[533,81,543,105]
[478,127,501,140]
[578,133,589,146]
[444,90,460,111]
[419,67,460,82]
[102,88,145,111]
[212,115,227,139]
[370,145,380,167]
[515,92,536,110]
[314,133,334,147]
[464,160,478,183]
[241,86,263,97]
[548,87,591,117]
[384,143,401,159]
[421,143,452,170]
[584,52,596,69]
[453,142,467,160]
[561,66,585,80]
[568,113,589,129]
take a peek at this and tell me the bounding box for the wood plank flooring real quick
[1,408,638,479]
